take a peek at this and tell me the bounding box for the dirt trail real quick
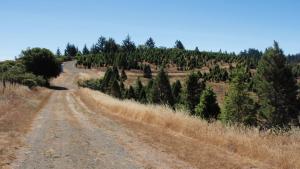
[11,61,195,169]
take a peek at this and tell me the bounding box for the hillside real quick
[0,61,298,169]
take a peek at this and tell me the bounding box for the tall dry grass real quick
[78,88,300,169]
[0,83,51,167]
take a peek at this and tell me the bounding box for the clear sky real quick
[1,0,300,60]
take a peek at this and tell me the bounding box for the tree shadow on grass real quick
[47,85,68,90]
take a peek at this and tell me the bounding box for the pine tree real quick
[145,79,154,99]
[152,68,174,106]
[255,42,299,128]
[121,69,127,81]
[186,72,205,115]
[112,66,120,81]
[134,78,144,100]
[110,80,121,98]
[139,88,148,103]
[64,43,78,57]
[145,37,155,49]
[122,35,136,53]
[56,48,61,57]
[101,67,113,91]
[195,87,220,120]
[172,80,182,103]
[143,65,152,78]
[220,66,256,125]
[175,40,185,50]
[195,47,200,53]
[104,38,118,53]
[150,81,160,104]
[126,86,136,99]
[82,44,90,55]
[119,81,125,98]
[95,36,106,53]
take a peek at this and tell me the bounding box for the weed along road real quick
[11,61,270,169]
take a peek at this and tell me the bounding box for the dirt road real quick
[11,61,195,169]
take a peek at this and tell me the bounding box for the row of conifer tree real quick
[79,42,299,129]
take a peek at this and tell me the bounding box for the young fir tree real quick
[175,40,185,50]
[255,42,299,128]
[110,80,121,98]
[56,48,61,57]
[195,87,220,120]
[186,72,205,115]
[145,37,155,49]
[146,79,154,99]
[101,67,113,92]
[139,88,148,103]
[172,80,182,103]
[125,86,136,99]
[152,68,174,106]
[121,69,127,81]
[134,78,144,100]
[112,66,120,81]
[82,44,90,55]
[143,65,152,78]
[220,66,256,125]
[150,81,160,104]
[119,81,125,98]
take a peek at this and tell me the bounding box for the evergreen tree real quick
[82,44,90,55]
[64,43,78,57]
[172,80,182,103]
[186,72,205,114]
[152,68,174,106]
[121,69,127,81]
[145,79,154,99]
[220,66,256,125]
[104,38,118,53]
[175,40,185,50]
[119,80,125,98]
[101,67,114,91]
[143,64,152,78]
[150,81,160,104]
[95,36,106,53]
[195,87,220,120]
[122,35,136,53]
[56,48,61,57]
[145,37,155,48]
[110,80,121,98]
[255,42,299,128]
[112,66,120,81]
[126,86,136,99]
[195,47,200,53]
[139,88,148,103]
[134,78,143,99]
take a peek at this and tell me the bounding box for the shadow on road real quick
[47,85,68,90]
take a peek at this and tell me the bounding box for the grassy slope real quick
[77,87,300,169]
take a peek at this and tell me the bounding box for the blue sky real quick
[1,0,300,60]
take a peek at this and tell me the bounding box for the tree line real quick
[79,42,300,129]
[68,35,261,71]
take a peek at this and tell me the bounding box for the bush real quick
[20,48,61,84]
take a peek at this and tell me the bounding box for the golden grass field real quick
[77,87,300,169]
[0,84,51,168]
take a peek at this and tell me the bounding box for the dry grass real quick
[0,84,51,168]
[77,88,300,169]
